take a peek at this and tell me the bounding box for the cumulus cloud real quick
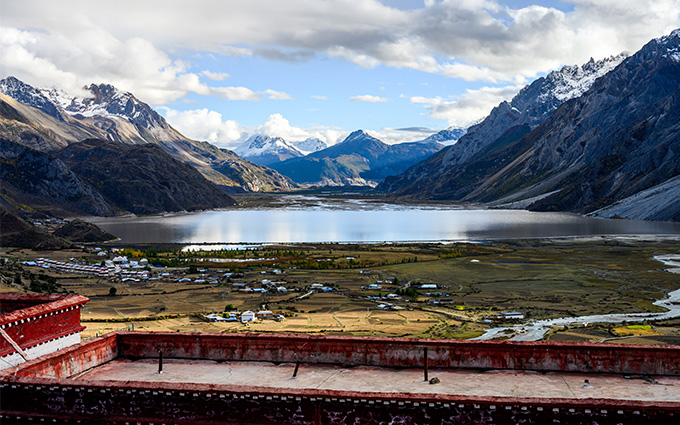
[351,94,389,102]
[410,85,522,127]
[211,86,260,101]
[0,14,293,104]
[263,89,294,100]
[2,0,679,95]
[162,108,246,148]
[163,109,348,149]
[200,70,230,81]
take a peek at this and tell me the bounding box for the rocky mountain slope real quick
[382,29,680,220]
[0,77,294,192]
[271,130,444,186]
[0,207,74,249]
[378,53,627,194]
[0,139,114,217]
[0,138,237,217]
[57,139,237,215]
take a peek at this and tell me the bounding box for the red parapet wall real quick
[0,294,89,358]
[117,332,680,376]
[1,332,679,424]
[9,332,118,379]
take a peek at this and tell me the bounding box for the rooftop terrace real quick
[79,358,679,403]
[1,332,678,424]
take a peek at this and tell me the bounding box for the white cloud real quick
[211,86,260,101]
[200,70,230,81]
[162,108,246,149]
[263,89,293,100]
[2,0,679,95]
[257,113,312,140]
[255,114,346,145]
[350,94,389,102]
[410,85,522,127]
[0,18,291,105]
[163,109,348,149]
[311,95,328,100]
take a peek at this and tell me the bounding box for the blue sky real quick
[2,0,679,148]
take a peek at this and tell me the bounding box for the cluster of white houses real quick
[205,310,285,324]
[23,257,149,281]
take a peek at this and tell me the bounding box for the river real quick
[473,256,680,341]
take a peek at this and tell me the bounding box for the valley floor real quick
[1,238,679,344]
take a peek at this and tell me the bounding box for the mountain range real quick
[271,130,445,186]
[2,29,679,222]
[379,29,680,221]
[0,77,294,193]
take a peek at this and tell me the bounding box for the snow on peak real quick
[289,138,327,155]
[342,129,378,144]
[543,52,628,102]
[40,86,78,109]
[234,134,303,157]
[35,82,145,121]
[657,28,680,62]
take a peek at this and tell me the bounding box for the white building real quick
[240,311,255,323]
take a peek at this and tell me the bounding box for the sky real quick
[2,0,680,149]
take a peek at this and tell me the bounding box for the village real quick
[12,248,465,325]
[3,238,677,344]
[12,243,531,326]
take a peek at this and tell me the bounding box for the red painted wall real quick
[0,294,89,358]
[7,332,117,379]
[2,332,679,424]
[117,332,680,376]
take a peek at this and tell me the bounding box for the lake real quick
[86,196,680,244]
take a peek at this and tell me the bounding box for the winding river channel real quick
[473,255,680,341]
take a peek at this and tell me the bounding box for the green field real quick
[2,238,679,342]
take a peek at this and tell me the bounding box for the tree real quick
[108,287,117,296]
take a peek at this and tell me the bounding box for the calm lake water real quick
[86,197,680,244]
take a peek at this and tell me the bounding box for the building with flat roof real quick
[1,330,679,424]
[0,292,678,423]
[0,293,89,370]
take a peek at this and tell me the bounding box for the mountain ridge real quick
[380,29,680,221]
[234,134,304,165]
[0,77,295,193]
[378,52,628,194]
[271,130,444,186]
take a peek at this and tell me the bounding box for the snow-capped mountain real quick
[419,127,467,146]
[234,134,304,165]
[380,29,680,222]
[0,76,65,121]
[271,129,444,186]
[0,77,296,192]
[289,137,327,155]
[443,52,628,166]
[379,52,628,194]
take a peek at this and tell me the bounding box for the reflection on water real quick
[86,206,680,244]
